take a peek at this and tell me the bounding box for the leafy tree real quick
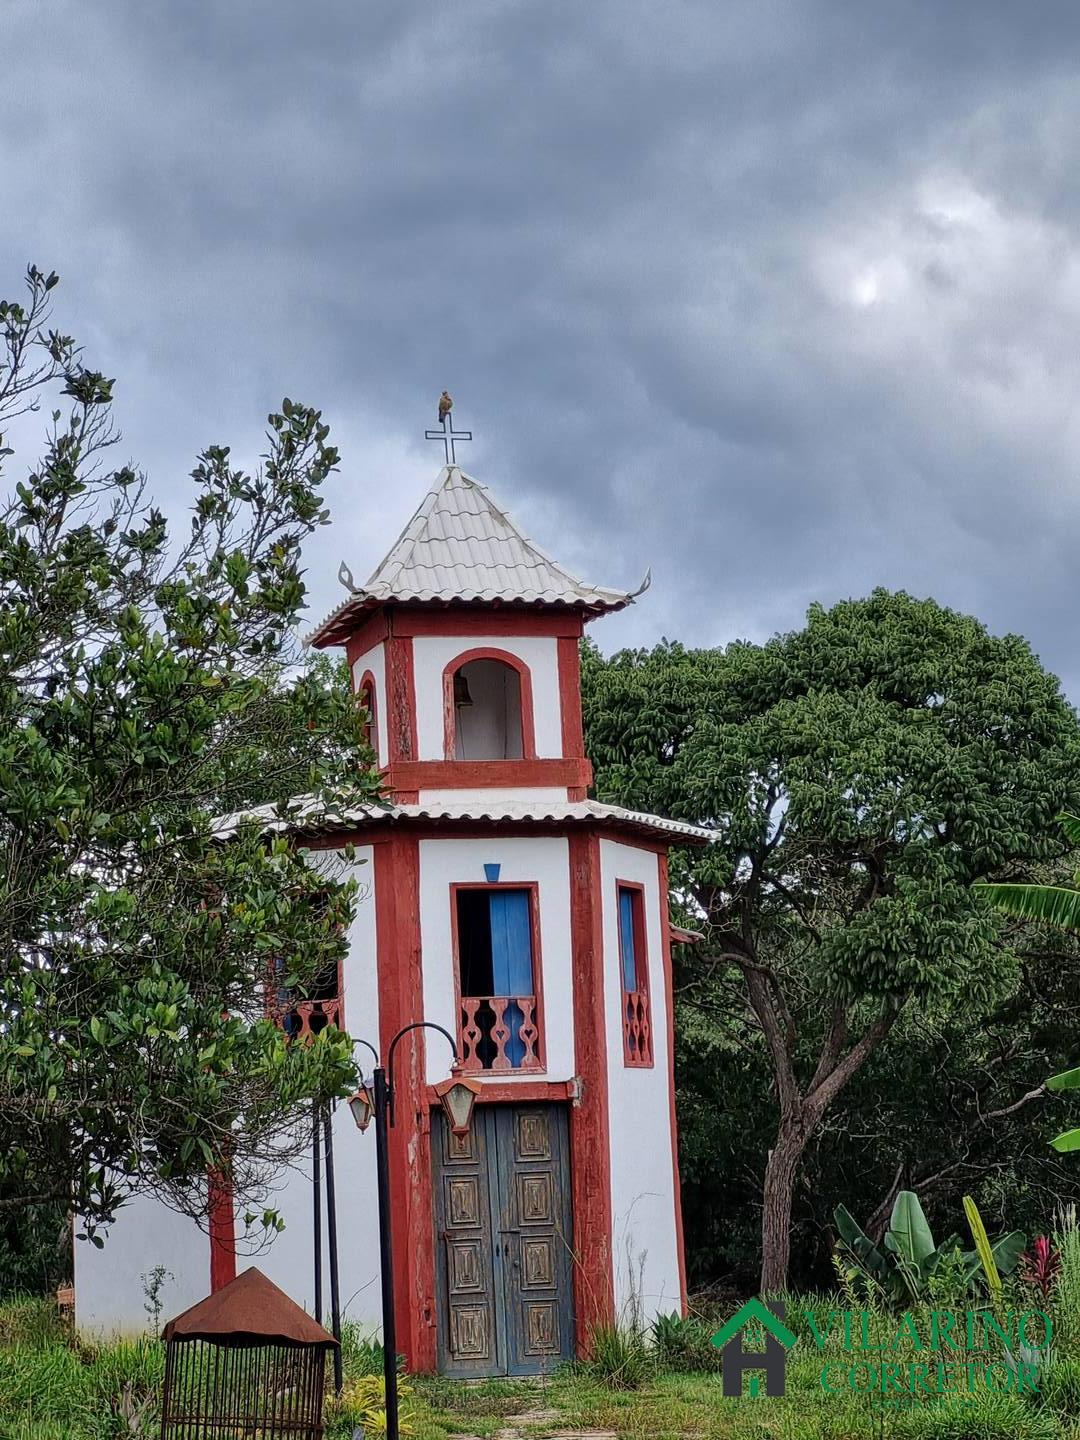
[582,591,1080,1291]
[978,813,1080,1156]
[0,265,379,1254]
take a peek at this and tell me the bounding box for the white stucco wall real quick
[352,643,388,768]
[599,839,681,1325]
[418,835,575,1083]
[76,848,385,1338]
[254,846,383,1333]
[417,787,569,807]
[411,634,562,760]
[74,1192,209,1338]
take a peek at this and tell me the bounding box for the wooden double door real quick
[432,1103,574,1376]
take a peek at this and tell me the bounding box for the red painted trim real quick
[425,1079,573,1106]
[449,881,547,1073]
[567,832,614,1349]
[386,757,592,792]
[557,636,586,761]
[304,819,681,850]
[208,1168,236,1293]
[345,611,389,670]
[615,879,653,1068]
[374,835,437,1370]
[393,610,584,639]
[657,853,687,1314]
[357,669,379,758]
[441,647,537,762]
[385,635,418,764]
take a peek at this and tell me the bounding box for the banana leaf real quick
[1047,1066,1080,1092]
[958,1230,1026,1287]
[964,1196,1001,1301]
[1051,1127,1080,1153]
[835,1204,890,1279]
[886,1192,936,1272]
[974,882,1080,931]
[1056,813,1080,846]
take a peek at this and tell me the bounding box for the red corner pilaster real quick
[657,853,687,1313]
[375,834,437,1370]
[385,631,418,768]
[567,831,614,1349]
[208,1168,236,1293]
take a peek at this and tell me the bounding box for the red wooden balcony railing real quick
[459,994,542,1072]
[280,995,343,1042]
[622,989,653,1066]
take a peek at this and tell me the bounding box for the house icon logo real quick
[711,1298,797,1398]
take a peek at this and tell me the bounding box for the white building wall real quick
[411,634,562,761]
[74,1193,209,1338]
[76,848,384,1338]
[418,835,575,1083]
[254,846,383,1334]
[599,839,681,1325]
[417,787,569,808]
[352,642,388,768]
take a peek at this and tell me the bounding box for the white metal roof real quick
[307,466,643,646]
[217,795,714,845]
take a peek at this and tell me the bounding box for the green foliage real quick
[1051,1211,1080,1349]
[892,1393,1059,1439]
[328,1373,416,1437]
[584,593,1080,1287]
[977,816,1080,1158]
[650,1310,721,1372]
[340,1318,388,1377]
[584,1322,653,1390]
[0,1295,66,1348]
[0,265,380,1242]
[835,1191,1025,1305]
[1041,1356,1080,1420]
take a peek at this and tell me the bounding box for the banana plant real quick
[974,813,1080,1156]
[835,1191,1025,1305]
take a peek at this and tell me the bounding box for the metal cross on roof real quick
[425,409,472,465]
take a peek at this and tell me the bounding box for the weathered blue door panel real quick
[433,1104,573,1376]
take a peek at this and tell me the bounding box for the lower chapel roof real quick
[218,796,715,846]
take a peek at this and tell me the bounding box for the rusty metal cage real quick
[160,1267,337,1440]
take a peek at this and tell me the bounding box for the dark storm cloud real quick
[3,0,1080,689]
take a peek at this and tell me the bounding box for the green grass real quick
[9,1287,1080,1440]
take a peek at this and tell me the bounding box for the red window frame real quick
[616,880,653,1067]
[450,880,546,1073]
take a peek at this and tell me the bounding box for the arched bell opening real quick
[443,649,536,761]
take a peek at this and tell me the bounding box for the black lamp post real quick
[346,1023,480,1440]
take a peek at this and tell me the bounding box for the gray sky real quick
[4,1,1080,691]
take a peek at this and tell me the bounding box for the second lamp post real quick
[346,1022,481,1440]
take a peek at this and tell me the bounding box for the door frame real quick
[432,1101,574,1377]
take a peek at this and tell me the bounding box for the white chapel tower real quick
[76,429,711,1377]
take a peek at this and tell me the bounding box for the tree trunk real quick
[760,1112,813,1295]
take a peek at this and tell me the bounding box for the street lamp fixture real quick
[341,1022,472,1440]
[432,1068,481,1135]
[347,1082,374,1133]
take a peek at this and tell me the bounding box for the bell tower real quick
[308,462,639,804]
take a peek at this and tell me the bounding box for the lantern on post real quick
[160,1267,337,1440]
[347,1081,374,1133]
[433,1069,482,1135]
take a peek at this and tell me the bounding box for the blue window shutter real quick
[618,888,638,992]
[488,889,533,1069]
[488,889,533,995]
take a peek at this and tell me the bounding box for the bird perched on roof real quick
[438,390,453,422]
